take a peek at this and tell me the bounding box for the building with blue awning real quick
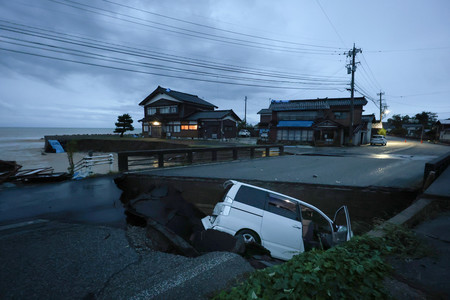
[257,97,368,146]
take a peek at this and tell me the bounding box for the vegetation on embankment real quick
[214,223,430,299]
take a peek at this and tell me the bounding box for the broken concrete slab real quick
[192,229,245,254]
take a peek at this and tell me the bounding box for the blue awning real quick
[277,121,314,128]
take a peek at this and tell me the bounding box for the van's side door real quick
[260,194,304,260]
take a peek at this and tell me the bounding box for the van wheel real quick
[236,229,261,244]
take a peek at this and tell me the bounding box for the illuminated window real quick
[181,125,198,130]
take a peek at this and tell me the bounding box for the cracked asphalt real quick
[0,221,253,299]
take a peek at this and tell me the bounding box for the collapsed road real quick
[115,176,278,269]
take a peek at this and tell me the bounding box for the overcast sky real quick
[1,0,449,128]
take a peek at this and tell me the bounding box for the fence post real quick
[158,153,164,168]
[118,153,128,172]
[279,145,284,156]
[109,153,114,172]
[187,151,193,164]
[265,147,270,157]
[211,150,217,161]
[250,147,255,158]
[232,148,238,160]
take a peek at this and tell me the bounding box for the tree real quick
[237,120,253,131]
[414,111,437,129]
[401,115,410,124]
[114,114,134,137]
[388,114,403,129]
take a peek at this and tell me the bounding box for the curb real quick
[367,198,436,238]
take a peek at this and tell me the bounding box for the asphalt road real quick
[0,176,125,227]
[140,137,449,189]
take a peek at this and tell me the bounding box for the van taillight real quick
[213,202,231,216]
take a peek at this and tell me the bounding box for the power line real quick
[1,37,348,86]
[0,47,346,91]
[315,0,346,47]
[47,0,342,55]
[0,21,348,84]
[102,0,344,51]
[365,46,450,53]
[360,53,382,90]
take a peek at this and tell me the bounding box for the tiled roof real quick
[257,109,272,114]
[185,110,241,121]
[139,86,217,108]
[269,97,367,111]
[438,119,450,125]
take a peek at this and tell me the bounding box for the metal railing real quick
[118,145,284,171]
[73,154,114,178]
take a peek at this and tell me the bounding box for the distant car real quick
[202,180,353,261]
[238,129,251,137]
[370,135,387,146]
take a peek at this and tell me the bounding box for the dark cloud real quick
[1,0,449,128]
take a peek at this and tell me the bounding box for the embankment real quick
[44,136,186,153]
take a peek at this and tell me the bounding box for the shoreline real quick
[1,138,118,174]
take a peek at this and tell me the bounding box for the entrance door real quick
[260,194,303,260]
[151,125,161,138]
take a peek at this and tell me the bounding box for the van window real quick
[234,186,267,209]
[267,194,298,220]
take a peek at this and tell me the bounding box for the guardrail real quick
[118,145,284,171]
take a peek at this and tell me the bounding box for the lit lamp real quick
[152,121,161,126]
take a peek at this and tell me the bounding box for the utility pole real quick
[244,96,247,125]
[347,43,362,144]
[377,91,385,122]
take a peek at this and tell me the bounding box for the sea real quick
[0,127,139,169]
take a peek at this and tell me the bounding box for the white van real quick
[202,180,352,261]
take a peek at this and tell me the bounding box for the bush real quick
[215,224,429,299]
[390,127,407,136]
[377,128,387,136]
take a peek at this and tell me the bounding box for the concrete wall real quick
[116,174,418,233]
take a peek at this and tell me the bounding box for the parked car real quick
[260,131,269,139]
[370,135,387,146]
[238,129,251,137]
[202,180,352,260]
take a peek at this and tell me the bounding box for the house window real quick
[147,107,156,115]
[277,129,313,142]
[278,111,318,121]
[147,105,177,115]
[334,111,348,120]
[181,125,198,130]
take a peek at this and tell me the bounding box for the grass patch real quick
[214,224,429,299]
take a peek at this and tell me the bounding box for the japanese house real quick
[257,97,367,146]
[139,86,240,139]
[436,119,450,143]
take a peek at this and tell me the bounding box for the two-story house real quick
[257,97,367,146]
[139,86,240,139]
